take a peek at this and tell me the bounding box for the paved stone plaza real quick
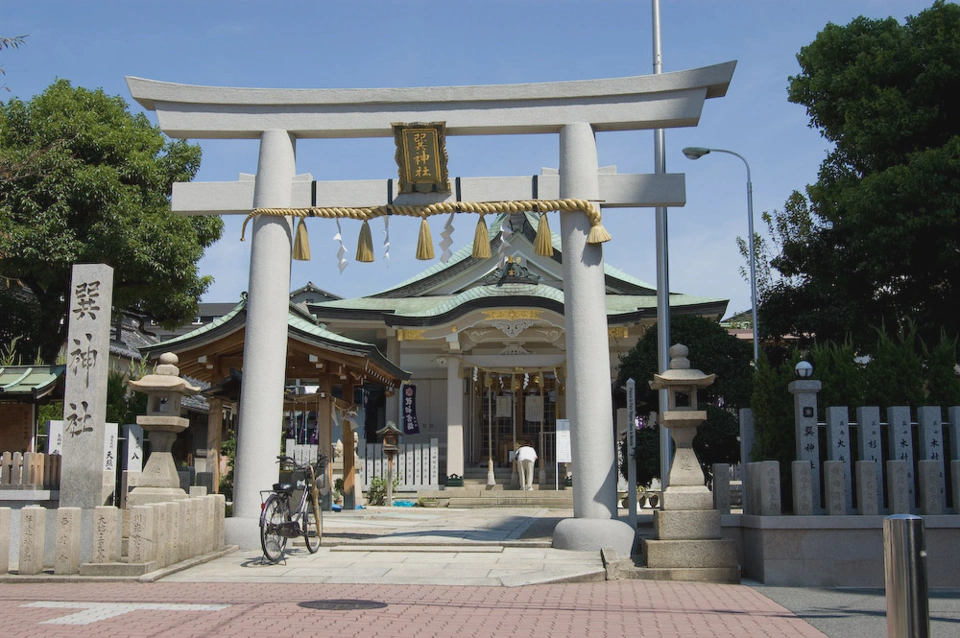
[2,507,959,636]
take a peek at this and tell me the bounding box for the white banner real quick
[555,419,571,463]
[524,396,543,422]
[496,395,513,418]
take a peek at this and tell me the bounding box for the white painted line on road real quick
[23,601,231,625]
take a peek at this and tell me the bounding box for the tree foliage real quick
[760,1,960,349]
[0,80,223,362]
[616,314,754,479]
[924,331,960,407]
[749,350,800,467]
[0,35,26,94]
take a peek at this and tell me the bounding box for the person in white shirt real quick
[515,445,538,490]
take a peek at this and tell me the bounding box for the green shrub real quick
[365,475,400,506]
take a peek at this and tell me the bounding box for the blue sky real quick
[3,1,936,318]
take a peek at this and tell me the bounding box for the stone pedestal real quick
[792,461,814,516]
[0,507,9,574]
[54,507,81,575]
[856,461,880,516]
[18,507,45,575]
[660,411,713,511]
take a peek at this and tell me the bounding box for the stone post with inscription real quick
[60,264,114,509]
[789,377,822,512]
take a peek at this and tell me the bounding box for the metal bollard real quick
[883,514,929,638]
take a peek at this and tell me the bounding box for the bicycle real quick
[259,454,328,562]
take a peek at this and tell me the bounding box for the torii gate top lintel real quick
[126,61,735,139]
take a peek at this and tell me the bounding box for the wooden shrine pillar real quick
[342,381,357,510]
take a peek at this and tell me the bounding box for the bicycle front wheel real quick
[260,494,289,562]
[304,486,322,553]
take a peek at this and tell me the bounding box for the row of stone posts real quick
[727,458,960,517]
[736,395,960,516]
[1,493,224,576]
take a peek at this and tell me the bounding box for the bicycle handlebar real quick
[276,454,329,472]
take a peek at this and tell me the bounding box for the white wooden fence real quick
[359,438,439,491]
[0,451,60,490]
[287,437,439,491]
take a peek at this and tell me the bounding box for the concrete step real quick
[443,496,575,509]
[619,564,741,584]
[419,487,573,498]
[417,485,575,509]
[642,538,739,570]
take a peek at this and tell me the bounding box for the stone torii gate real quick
[128,61,734,552]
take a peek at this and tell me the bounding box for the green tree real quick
[924,330,960,408]
[862,322,925,410]
[810,337,865,417]
[760,1,960,349]
[105,361,149,426]
[0,35,26,94]
[0,80,223,362]
[616,314,753,478]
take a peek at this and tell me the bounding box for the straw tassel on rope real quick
[355,219,375,262]
[416,215,435,260]
[293,216,312,261]
[242,198,612,249]
[534,212,554,257]
[472,214,491,259]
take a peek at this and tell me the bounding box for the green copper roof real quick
[371,211,658,297]
[0,365,65,399]
[312,285,725,321]
[143,297,409,381]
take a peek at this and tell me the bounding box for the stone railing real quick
[0,452,60,490]
[734,404,960,516]
[2,492,226,577]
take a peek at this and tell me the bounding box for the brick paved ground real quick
[0,581,826,638]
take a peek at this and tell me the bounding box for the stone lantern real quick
[126,352,200,506]
[649,343,716,510]
[644,344,739,583]
[376,421,402,506]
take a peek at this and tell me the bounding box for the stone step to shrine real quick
[416,487,574,509]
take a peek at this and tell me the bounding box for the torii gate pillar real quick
[552,124,635,552]
[225,130,296,547]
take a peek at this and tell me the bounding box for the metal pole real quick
[746,171,759,362]
[684,147,759,361]
[385,454,394,506]
[626,379,638,530]
[718,149,759,362]
[884,514,930,638]
[486,375,495,486]
[652,0,672,491]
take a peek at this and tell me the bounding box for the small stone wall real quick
[721,514,960,587]
[1,493,226,577]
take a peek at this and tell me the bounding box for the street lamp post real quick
[682,146,760,362]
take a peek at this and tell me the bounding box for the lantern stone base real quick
[643,538,739,570]
[661,486,714,511]
[626,565,741,584]
[640,508,740,583]
[552,517,636,557]
[653,509,721,540]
